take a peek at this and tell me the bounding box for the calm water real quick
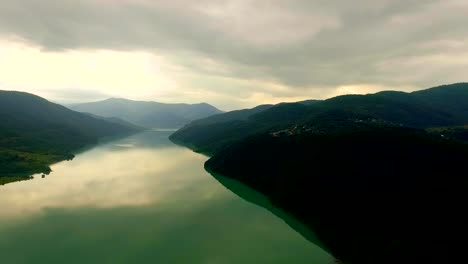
[0,130,332,264]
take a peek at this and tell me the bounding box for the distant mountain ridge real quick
[0,91,140,184]
[70,98,223,128]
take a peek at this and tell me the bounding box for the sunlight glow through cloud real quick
[1,0,467,109]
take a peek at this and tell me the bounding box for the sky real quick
[0,0,467,110]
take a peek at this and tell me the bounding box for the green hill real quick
[204,122,468,264]
[170,83,468,155]
[70,98,223,128]
[0,91,141,184]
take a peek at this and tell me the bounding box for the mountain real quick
[69,98,223,128]
[170,83,468,155]
[171,83,468,263]
[0,91,141,184]
[170,100,321,154]
[83,112,143,131]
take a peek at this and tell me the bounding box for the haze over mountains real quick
[70,98,223,128]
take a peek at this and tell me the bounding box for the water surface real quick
[0,130,332,264]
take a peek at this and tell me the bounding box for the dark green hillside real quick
[171,83,468,154]
[170,102,321,154]
[170,104,273,154]
[172,83,468,263]
[205,123,468,263]
[187,104,274,127]
[412,82,468,118]
[185,100,319,129]
[0,91,140,184]
[306,91,448,127]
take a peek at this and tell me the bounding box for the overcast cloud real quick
[0,0,467,109]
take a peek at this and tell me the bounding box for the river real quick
[0,130,332,264]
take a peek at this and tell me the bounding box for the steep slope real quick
[70,98,222,128]
[205,123,468,264]
[171,83,468,154]
[0,91,140,183]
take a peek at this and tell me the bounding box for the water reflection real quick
[210,173,330,253]
[0,131,332,264]
[0,136,206,217]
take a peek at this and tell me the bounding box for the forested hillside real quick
[0,91,140,184]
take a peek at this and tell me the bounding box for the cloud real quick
[0,0,467,108]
